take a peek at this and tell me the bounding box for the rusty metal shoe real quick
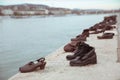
[71,35,87,41]
[90,28,105,34]
[19,57,46,73]
[97,33,114,39]
[70,47,97,66]
[66,42,90,60]
[64,43,76,52]
[64,41,81,52]
[82,29,89,37]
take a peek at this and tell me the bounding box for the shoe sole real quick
[70,54,97,66]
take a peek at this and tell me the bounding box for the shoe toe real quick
[66,55,75,60]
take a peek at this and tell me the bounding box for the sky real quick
[0,0,120,10]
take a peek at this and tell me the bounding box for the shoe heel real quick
[40,62,46,69]
[89,55,97,64]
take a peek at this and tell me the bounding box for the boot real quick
[70,47,97,66]
[66,42,90,60]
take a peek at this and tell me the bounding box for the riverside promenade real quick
[9,15,120,80]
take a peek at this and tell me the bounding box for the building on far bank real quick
[48,8,71,15]
[13,9,49,16]
[1,9,14,16]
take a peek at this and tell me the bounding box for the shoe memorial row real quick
[64,29,89,52]
[89,15,116,34]
[64,15,117,53]
[18,15,117,73]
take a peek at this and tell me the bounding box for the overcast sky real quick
[0,0,120,10]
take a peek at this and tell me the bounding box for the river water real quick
[0,14,114,80]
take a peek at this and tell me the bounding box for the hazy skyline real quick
[0,0,120,10]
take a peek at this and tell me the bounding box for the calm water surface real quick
[0,14,114,80]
